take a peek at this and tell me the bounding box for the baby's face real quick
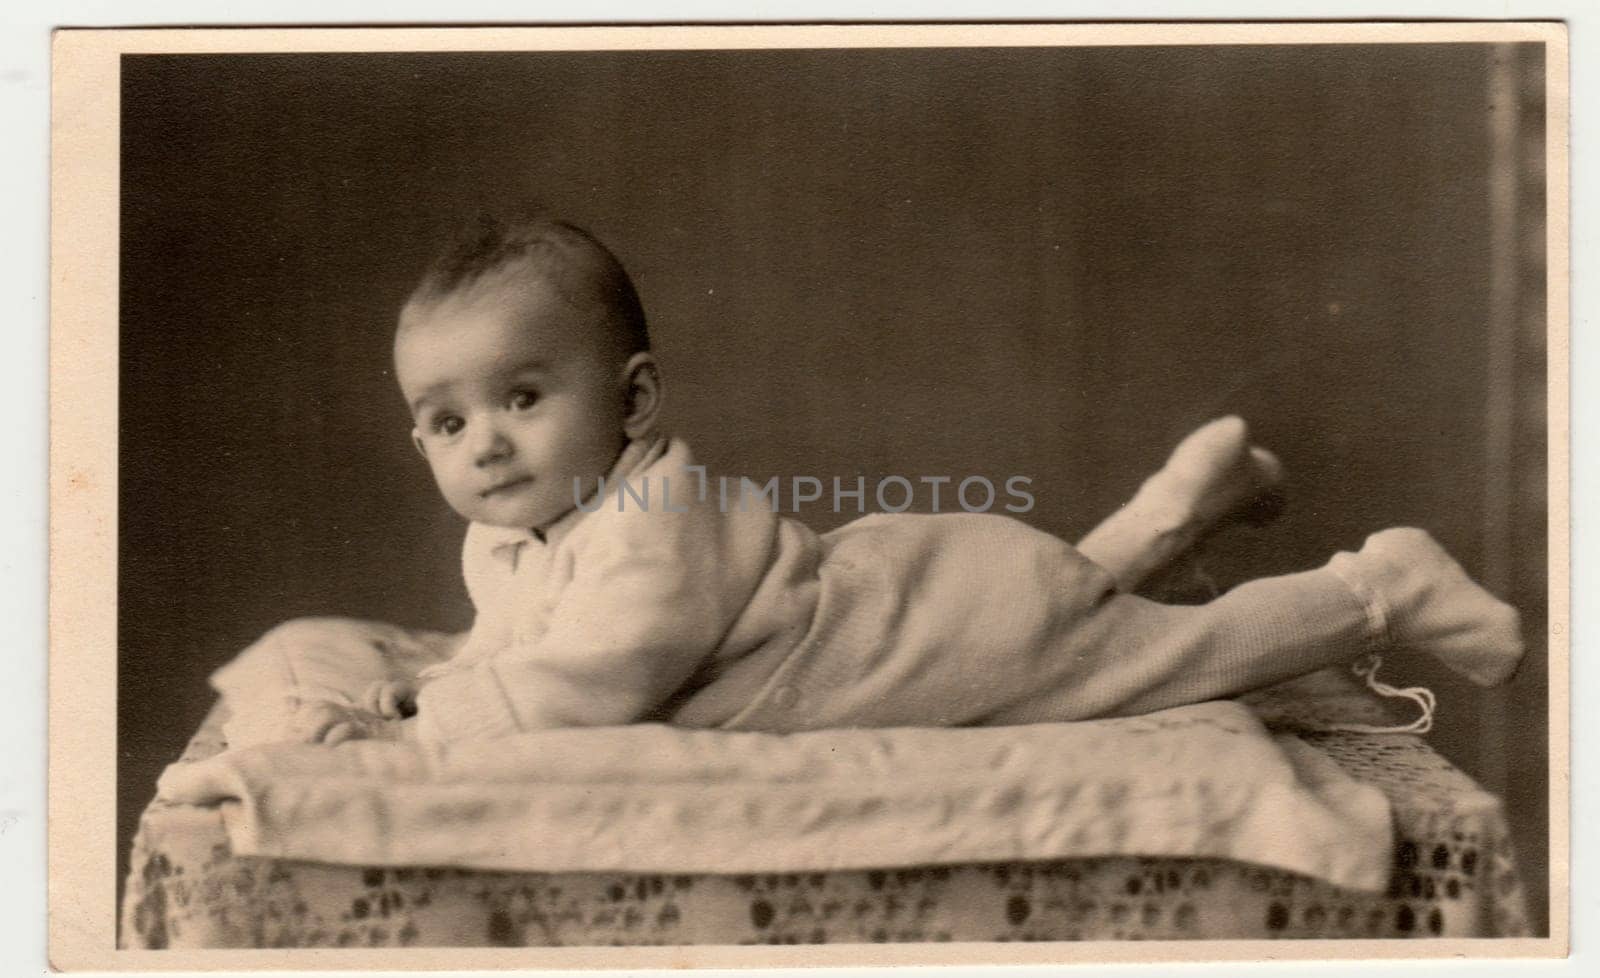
[395,274,630,531]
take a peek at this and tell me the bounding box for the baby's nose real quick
[472,426,513,465]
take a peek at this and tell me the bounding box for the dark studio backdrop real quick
[118,45,1551,931]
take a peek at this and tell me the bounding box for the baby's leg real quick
[694,515,1519,733]
[1077,416,1283,593]
[988,528,1523,724]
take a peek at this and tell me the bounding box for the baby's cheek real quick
[434,461,474,502]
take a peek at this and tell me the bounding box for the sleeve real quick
[414,522,526,682]
[460,521,518,617]
[413,475,780,742]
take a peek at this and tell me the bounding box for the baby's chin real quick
[450,472,609,533]
[458,497,573,534]
[480,514,563,535]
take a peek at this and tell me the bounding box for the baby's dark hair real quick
[408,210,650,359]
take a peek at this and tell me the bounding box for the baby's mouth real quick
[481,476,533,498]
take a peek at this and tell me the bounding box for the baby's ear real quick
[621,351,664,440]
[410,428,428,459]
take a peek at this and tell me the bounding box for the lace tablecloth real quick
[121,673,1530,947]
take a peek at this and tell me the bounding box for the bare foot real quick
[1336,528,1525,687]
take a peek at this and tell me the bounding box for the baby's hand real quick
[361,679,419,719]
[291,700,405,746]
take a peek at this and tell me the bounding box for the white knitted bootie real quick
[1329,528,1524,687]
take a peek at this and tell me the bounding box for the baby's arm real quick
[410,499,772,741]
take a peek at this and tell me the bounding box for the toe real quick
[1208,414,1248,441]
[1171,415,1248,465]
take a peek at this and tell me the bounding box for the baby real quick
[293,214,1524,745]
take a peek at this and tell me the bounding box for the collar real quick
[478,433,672,567]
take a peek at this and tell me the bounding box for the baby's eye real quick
[432,415,465,436]
[509,389,539,411]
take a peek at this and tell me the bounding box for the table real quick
[120,674,1531,947]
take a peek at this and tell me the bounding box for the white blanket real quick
[158,700,1393,892]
